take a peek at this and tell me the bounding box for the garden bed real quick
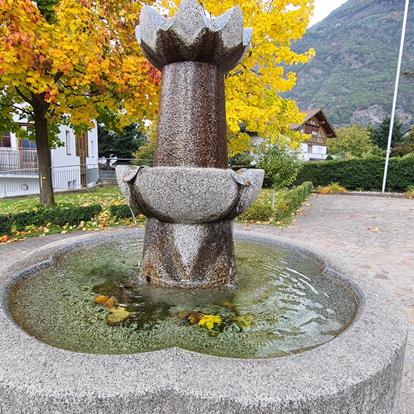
[0,183,314,242]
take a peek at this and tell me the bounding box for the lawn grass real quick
[0,186,124,215]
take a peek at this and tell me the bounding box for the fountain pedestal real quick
[141,219,235,288]
[117,165,263,288]
[117,0,263,287]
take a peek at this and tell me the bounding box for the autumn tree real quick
[150,0,314,156]
[0,0,159,206]
[1,0,314,206]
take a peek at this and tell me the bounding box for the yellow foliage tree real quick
[0,0,159,206]
[1,0,313,206]
[161,0,315,156]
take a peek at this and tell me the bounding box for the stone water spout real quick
[117,0,264,288]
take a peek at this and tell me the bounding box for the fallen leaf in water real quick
[177,310,191,320]
[367,227,381,233]
[106,307,131,326]
[198,315,222,330]
[222,301,237,311]
[177,311,204,325]
[95,295,117,308]
[188,312,204,325]
[233,314,255,330]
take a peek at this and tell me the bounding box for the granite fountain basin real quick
[0,228,407,413]
[116,166,265,223]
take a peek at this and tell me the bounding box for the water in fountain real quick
[8,237,357,358]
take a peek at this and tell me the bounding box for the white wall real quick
[300,143,327,161]
[250,135,328,162]
[51,122,99,190]
[0,119,99,197]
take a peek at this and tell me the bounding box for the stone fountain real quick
[0,1,407,413]
[117,0,264,288]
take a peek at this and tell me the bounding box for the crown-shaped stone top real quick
[136,0,252,73]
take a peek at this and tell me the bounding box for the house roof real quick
[291,108,337,138]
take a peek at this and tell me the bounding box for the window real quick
[19,139,36,150]
[0,131,11,148]
[308,144,313,153]
[312,130,319,137]
[66,131,71,155]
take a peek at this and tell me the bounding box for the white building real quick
[293,109,337,161]
[250,108,337,161]
[0,122,99,197]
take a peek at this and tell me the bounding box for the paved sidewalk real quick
[1,195,413,412]
[241,194,414,414]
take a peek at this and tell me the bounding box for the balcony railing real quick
[0,149,38,171]
[0,164,99,198]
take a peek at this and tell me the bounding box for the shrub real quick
[239,201,274,222]
[296,157,414,192]
[317,183,348,194]
[239,182,313,223]
[0,205,102,235]
[109,204,138,219]
[406,186,414,199]
[256,144,303,189]
[230,152,254,168]
[273,182,313,221]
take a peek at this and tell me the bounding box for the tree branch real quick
[11,105,34,117]
[54,71,64,83]
[15,87,33,104]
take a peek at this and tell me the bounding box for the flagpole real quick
[382,0,410,193]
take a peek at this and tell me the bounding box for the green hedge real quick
[295,157,414,192]
[0,205,102,235]
[274,182,314,221]
[239,182,313,222]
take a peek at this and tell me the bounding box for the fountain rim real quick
[0,227,407,411]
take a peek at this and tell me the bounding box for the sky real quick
[310,0,348,26]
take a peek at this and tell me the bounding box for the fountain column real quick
[156,62,227,169]
[117,0,264,288]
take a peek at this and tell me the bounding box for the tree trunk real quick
[32,94,55,207]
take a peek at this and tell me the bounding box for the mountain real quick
[288,0,414,126]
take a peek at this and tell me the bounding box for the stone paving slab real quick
[0,195,413,412]
[241,194,414,414]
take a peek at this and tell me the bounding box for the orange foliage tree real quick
[0,0,159,206]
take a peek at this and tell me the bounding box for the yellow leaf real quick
[106,307,131,326]
[198,314,222,330]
